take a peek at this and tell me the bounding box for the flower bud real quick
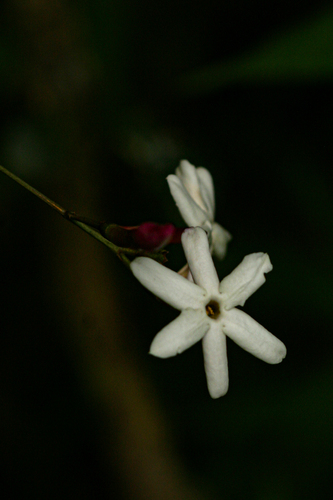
[132,222,182,251]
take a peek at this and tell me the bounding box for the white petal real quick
[167,175,208,227]
[211,222,232,260]
[149,309,210,358]
[131,257,207,310]
[220,253,273,309]
[202,321,229,398]
[182,227,220,293]
[176,160,198,189]
[196,167,215,219]
[222,308,287,364]
[175,160,206,210]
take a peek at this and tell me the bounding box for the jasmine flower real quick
[167,160,231,259]
[131,227,286,398]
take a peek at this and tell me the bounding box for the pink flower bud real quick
[132,222,183,251]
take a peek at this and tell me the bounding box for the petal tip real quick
[166,174,180,187]
[181,226,207,244]
[149,342,172,359]
[208,382,229,399]
[130,256,145,273]
[275,343,287,364]
[263,253,273,273]
[265,341,287,364]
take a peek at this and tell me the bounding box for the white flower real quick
[167,160,231,259]
[130,227,286,398]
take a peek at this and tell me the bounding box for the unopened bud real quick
[101,221,184,251]
[132,222,181,251]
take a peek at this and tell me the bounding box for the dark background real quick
[1,1,333,498]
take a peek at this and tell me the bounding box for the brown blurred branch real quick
[9,1,208,498]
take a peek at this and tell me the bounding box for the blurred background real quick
[1,0,333,498]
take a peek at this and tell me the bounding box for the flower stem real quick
[0,165,166,267]
[0,164,66,216]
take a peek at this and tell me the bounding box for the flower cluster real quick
[130,160,286,398]
[0,162,286,398]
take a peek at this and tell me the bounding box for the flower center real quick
[205,300,221,320]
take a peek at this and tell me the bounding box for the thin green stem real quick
[71,220,130,266]
[0,164,66,216]
[0,164,166,267]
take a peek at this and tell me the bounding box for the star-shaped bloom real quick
[130,227,286,398]
[167,160,231,259]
